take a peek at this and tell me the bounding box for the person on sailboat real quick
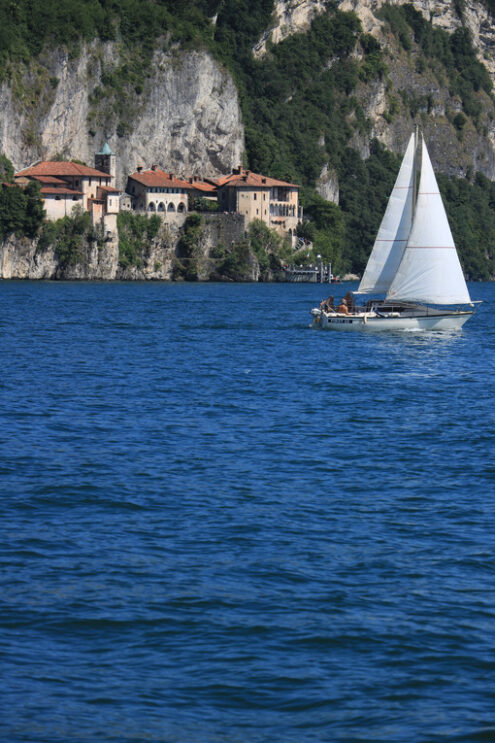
[337,298,349,314]
[319,295,335,311]
[344,291,354,310]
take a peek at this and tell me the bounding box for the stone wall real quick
[201,213,246,248]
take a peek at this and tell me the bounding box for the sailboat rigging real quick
[311,131,475,331]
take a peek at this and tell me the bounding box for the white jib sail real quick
[386,139,471,305]
[356,133,416,295]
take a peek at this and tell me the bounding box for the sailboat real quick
[310,131,475,331]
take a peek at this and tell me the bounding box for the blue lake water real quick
[1,280,495,743]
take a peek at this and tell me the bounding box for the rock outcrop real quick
[253,0,328,57]
[0,45,244,188]
[316,163,339,204]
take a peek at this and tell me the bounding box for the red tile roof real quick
[217,168,299,189]
[41,186,83,196]
[97,185,121,194]
[128,169,191,190]
[16,161,112,179]
[30,175,67,185]
[190,180,217,194]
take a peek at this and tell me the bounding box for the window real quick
[254,193,257,200]
[256,209,259,215]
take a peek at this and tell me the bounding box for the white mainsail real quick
[386,138,471,305]
[356,133,416,294]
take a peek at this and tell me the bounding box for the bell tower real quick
[95,142,116,186]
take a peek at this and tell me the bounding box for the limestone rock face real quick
[0,45,244,188]
[339,0,495,86]
[114,50,243,186]
[253,0,328,57]
[0,235,58,279]
[316,163,339,204]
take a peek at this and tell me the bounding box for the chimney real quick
[137,166,143,173]
[189,177,193,183]
[169,173,174,180]
[151,164,157,171]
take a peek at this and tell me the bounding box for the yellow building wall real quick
[234,186,299,236]
[43,196,83,220]
[236,188,270,225]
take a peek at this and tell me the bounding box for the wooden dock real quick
[284,264,336,283]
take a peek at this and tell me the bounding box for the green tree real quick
[0,153,14,182]
[23,181,45,237]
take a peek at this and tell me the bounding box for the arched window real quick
[177,202,186,213]
[168,202,175,212]
[158,202,165,212]
[149,202,155,211]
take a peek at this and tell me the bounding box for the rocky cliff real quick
[253,0,329,57]
[254,0,495,182]
[0,45,244,188]
[256,0,495,76]
[0,214,262,282]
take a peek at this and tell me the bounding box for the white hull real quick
[311,309,473,332]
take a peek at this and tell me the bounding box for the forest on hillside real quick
[0,0,494,279]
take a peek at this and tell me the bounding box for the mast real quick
[412,126,419,222]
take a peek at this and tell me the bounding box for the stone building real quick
[126,167,189,218]
[15,143,121,235]
[125,167,218,223]
[214,167,301,237]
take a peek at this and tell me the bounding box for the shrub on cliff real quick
[117,211,161,269]
[248,220,292,275]
[37,208,92,267]
[215,239,254,281]
[173,214,203,280]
